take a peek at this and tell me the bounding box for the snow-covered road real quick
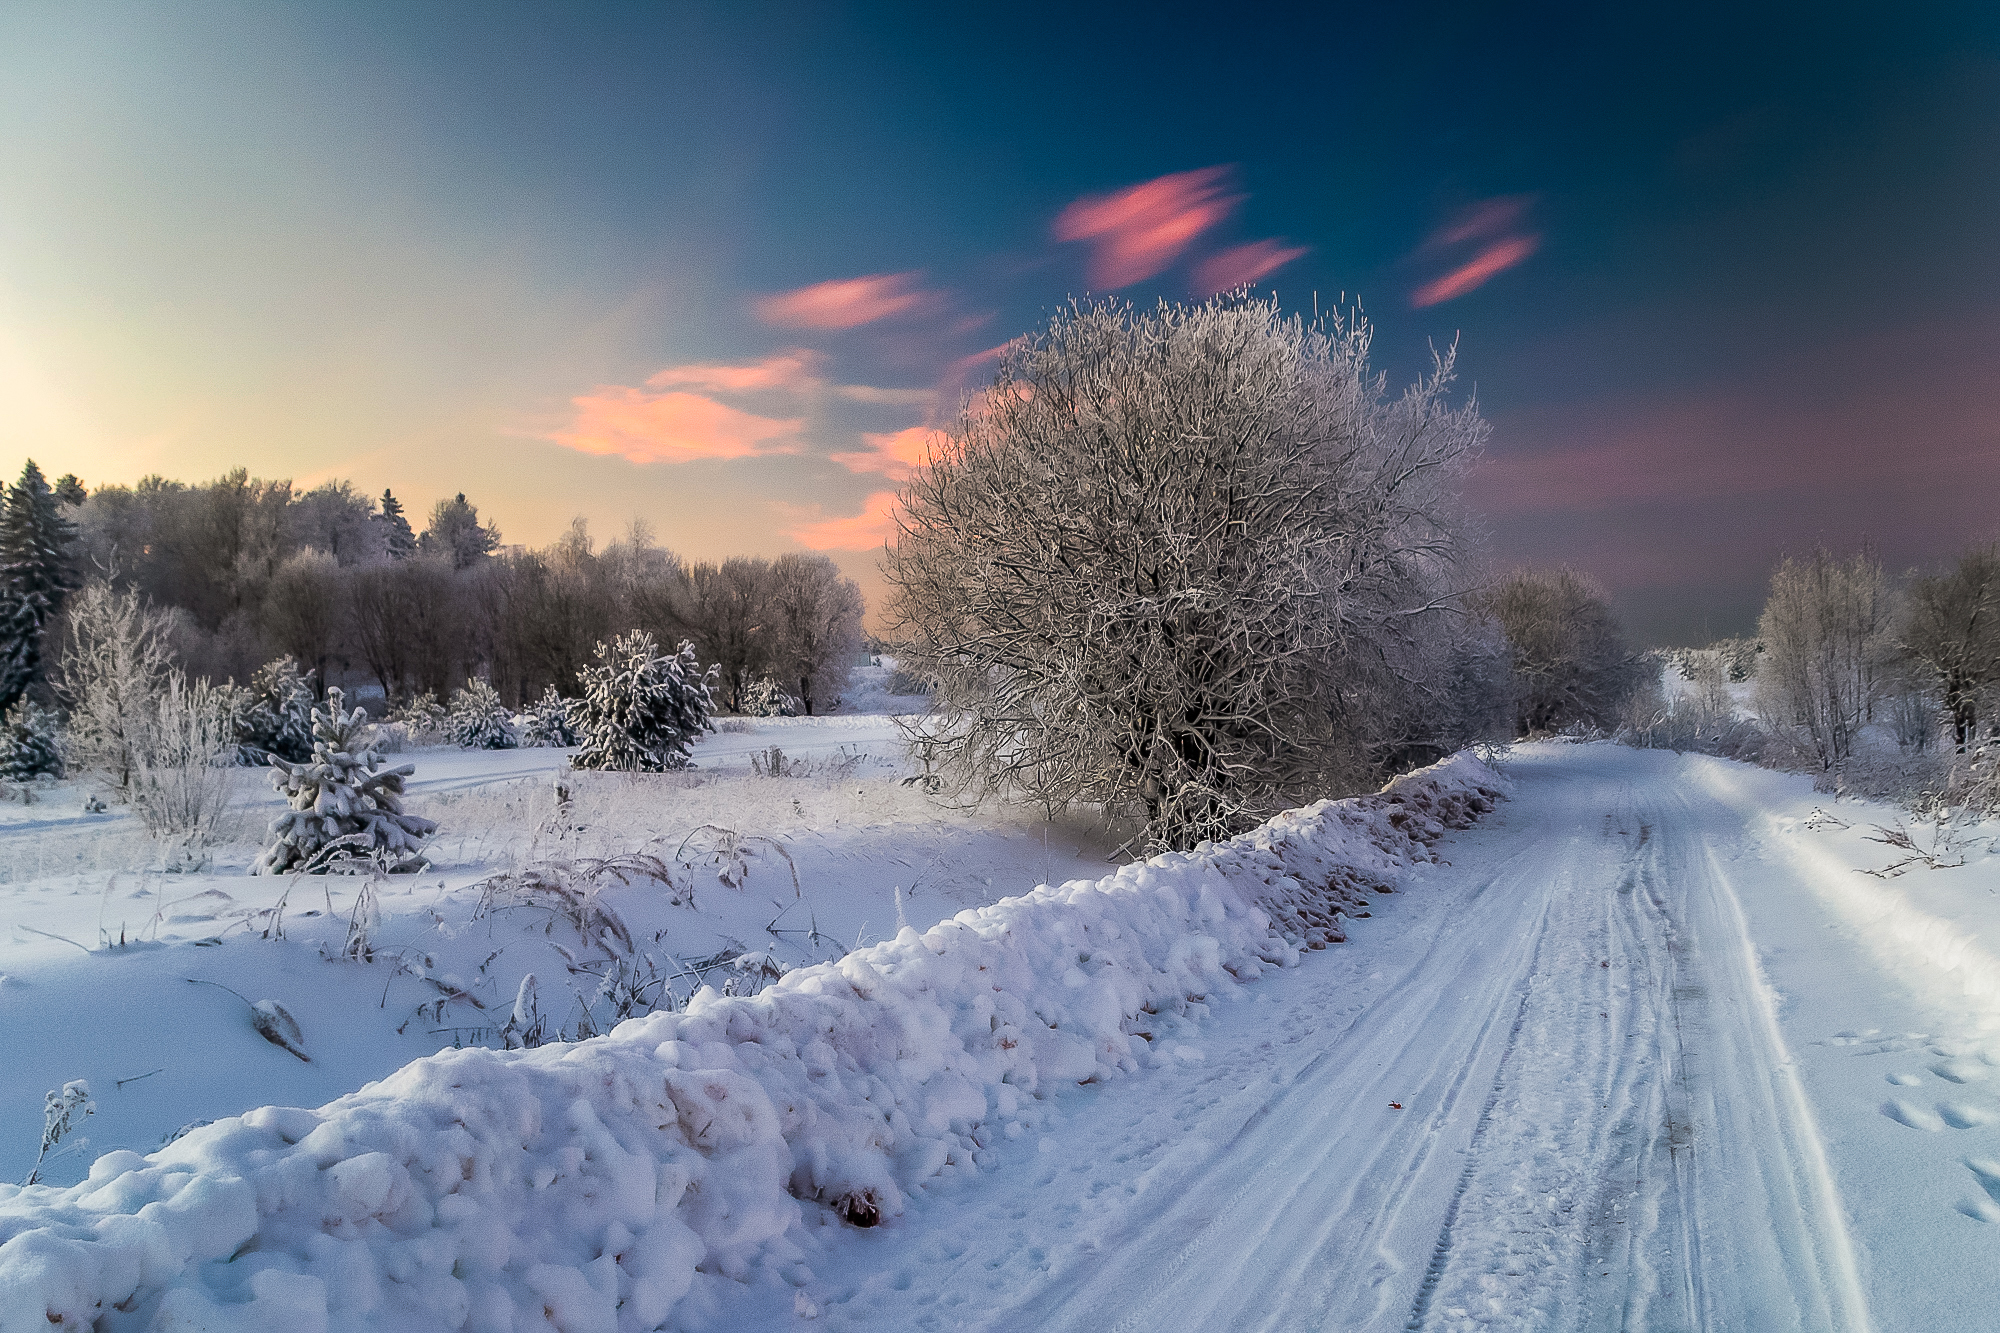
[754,744,1999,1332]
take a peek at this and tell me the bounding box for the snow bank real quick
[0,755,1502,1332]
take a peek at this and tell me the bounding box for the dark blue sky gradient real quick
[4,2,1995,642]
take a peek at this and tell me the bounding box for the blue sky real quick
[3,1,1995,641]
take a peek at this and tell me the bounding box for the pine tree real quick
[445,677,515,749]
[0,699,63,781]
[743,675,800,717]
[378,489,417,560]
[0,461,79,713]
[518,684,579,747]
[255,687,437,874]
[228,656,317,763]
[569,632,714,772]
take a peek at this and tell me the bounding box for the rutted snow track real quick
[785,746,1877,1333]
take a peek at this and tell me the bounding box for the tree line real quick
[0,462,865,723]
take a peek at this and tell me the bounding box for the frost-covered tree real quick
[767,552,863,715]
[885,294,1487,848]
[1900,543,2000,750]
[1481,568,1642,736]
[1755,547,1890,770]
[256,687,437,874]
[0,699,63,781]
[286,481,384,567]
[261,548,341,693]
[517,685,579,747]
[446,677,515,749]
[57,583,177,795]
[419,493,501,570]
[569,631,713,772]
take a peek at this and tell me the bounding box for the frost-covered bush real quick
[517,684,579,747]
[0,698,62,780]
[390,691,446,742]
[446,678,515,749]
[226,655,315,764]
[569,631,713,773]
[127,675,238,856]
[742,675,799,718]
[255,687,437,874]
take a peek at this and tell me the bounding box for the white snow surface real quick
[0,754,1501,1330]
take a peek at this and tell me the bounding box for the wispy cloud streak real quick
[1053,167,1240,288]
[1411,196,1540,307]
[755,272,944,329]
[1194,239,1309,295]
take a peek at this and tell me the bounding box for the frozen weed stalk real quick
[23,1080,93,1186]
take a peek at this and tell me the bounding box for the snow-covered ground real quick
[6,736,2000,1329]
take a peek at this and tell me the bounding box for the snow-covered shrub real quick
[517,684,579,747]
[0,698,62,780]
[227,655,315,764]
[446,678,515,749]
[255,686,438,874]
[126,674,238,857]
[742,675,799,717]
[390,691,446,742]
[569,631,714,773]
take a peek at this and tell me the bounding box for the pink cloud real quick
[1431,196,1534,248]
[755,272,943,329]
[552,387,802,466]
[1411,235,1540,308]
[1052,166,1241,288]
[787,489,902,550]
[829,426,938,482]
[1194,238,1309,295]
[646,349,824,394]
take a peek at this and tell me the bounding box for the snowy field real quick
[4,736,2000,1328]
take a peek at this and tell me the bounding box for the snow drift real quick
[0,754,1502,1332]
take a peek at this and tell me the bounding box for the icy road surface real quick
[739,744,2000,1332]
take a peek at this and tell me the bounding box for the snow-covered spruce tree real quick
[446,677,515,749]
[0,699,63,781]
[569,631,713,772]
[0,460,80,714]
[743,675,800,717]
[517,684,579,747]
[885,293,1489,850]
[228,655,316,764]
[256,686,437,874]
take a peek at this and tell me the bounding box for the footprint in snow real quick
[1887,1072,1924,1087]
[1930,1060,1988,1084]
[1881,1099,1996,1131]
[1956,1160,2000,1223]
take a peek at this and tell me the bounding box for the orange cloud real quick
[1411,235,1541,307]
[1052,167,1240,288]
[1194,239,1309,295]
[552,387,802,465]
[829,425,938,481]
[755,272,943,329]
[787,489,902,550]
[647,349,824,394]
